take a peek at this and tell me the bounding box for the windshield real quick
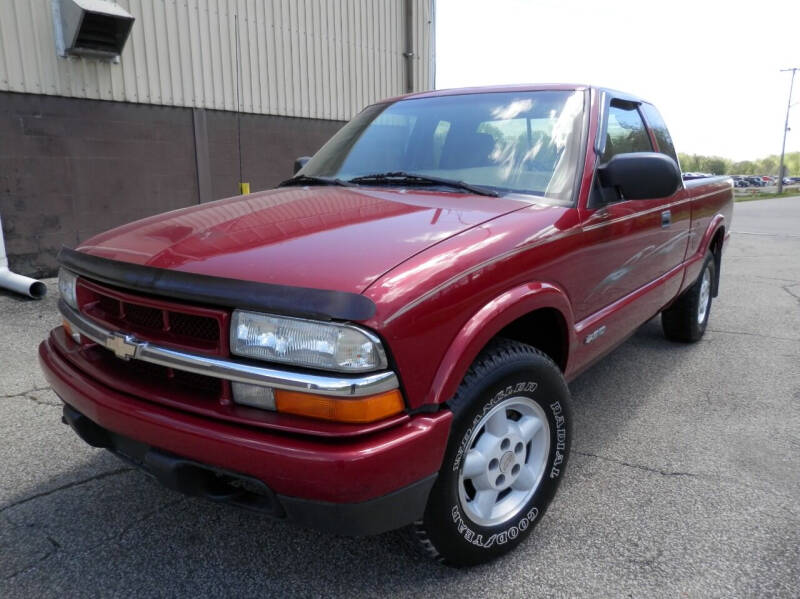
[299,90,586,202]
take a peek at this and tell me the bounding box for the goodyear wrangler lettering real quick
[451,504,539,548]
[453,381,538,472]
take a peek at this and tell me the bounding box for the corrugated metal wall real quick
[0,0,434,121]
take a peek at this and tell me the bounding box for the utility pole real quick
[777,67,798,194]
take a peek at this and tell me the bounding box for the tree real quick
[759,156,777,175]
[654,152,799,176]
[731,160,756,174]
[702,157,728,175]
[783,152,800,176]
[678,153,701,171]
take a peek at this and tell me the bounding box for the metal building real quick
[0,0,435,275]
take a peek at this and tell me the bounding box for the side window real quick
[640,103,678,164]
[601,103,652,162]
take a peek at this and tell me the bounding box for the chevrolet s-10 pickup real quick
[40,84,733,566]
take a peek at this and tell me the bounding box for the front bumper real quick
[39,337,452,533]
[61,403,438,536]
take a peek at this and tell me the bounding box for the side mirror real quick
[293,156,311,174]
[597,152,681,200]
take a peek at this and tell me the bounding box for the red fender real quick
[698,214,726,258]
[426,281,574,405]
[678,214,727,297]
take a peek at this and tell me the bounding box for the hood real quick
[77,186,527,294]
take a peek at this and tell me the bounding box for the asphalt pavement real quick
[1,197,798,597]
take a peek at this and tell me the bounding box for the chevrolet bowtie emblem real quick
[106,333,137,360]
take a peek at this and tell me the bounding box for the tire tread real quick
[412,337,564,566]
[662,253,715,342]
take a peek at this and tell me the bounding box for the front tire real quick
[662,252,715,342]
[414,339,572,567]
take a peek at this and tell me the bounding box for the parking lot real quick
[1,197,798,597]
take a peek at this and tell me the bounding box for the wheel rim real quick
[697,266,712,324]
[458,396,550,527]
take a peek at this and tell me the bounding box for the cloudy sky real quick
[435,0,800,161]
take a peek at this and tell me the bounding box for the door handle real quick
[661,210,671,228]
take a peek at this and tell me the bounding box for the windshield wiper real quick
[347,171,499,197]
[278,174,354,188]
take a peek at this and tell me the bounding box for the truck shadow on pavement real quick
[1,317,704,595]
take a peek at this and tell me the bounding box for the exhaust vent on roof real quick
[52,0,134,60]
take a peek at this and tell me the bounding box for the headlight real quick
[230,310,388,373]
[58,268,78,309]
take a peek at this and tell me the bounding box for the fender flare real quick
[698,214,726,258]
[425,281,574,405]
[694,215,726,295]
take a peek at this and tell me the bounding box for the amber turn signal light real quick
[62,319,82,344]
[274,389,405,423]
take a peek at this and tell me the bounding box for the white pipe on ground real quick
[0,213,47,299]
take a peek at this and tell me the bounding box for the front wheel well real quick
[494,307,568,371]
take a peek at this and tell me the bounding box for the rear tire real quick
[662,252,715,342]
[414,339,572,567]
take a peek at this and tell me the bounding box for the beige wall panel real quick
[0,0,433,119]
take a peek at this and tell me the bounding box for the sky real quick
[435,0,800,161]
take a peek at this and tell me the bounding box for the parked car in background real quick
[41,84,734,567]
[746,176,766,187]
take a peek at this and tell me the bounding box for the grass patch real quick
[734,190,800,202]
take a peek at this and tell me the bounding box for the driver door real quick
[571,99,690,354]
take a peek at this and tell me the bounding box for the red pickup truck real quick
[40,84,732,566]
